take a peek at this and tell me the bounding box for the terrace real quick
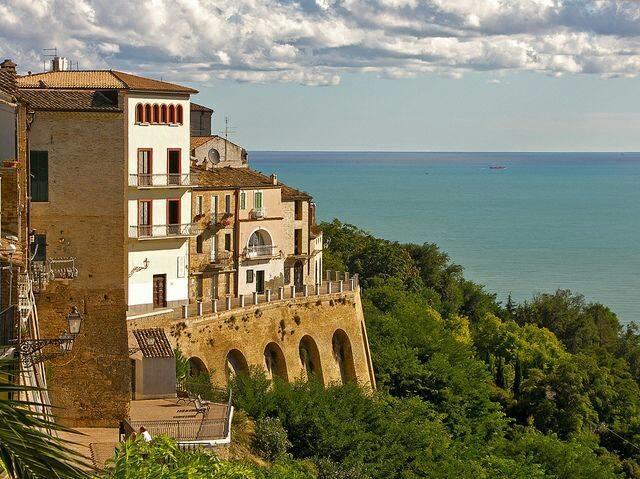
[129,173,190,188]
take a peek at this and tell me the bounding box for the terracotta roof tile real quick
[133,328,174,358]
[19,89,121,111]
[192,166,312,200]
[17,70,197,94]
[190,102,214,112]
[191,135,217,150]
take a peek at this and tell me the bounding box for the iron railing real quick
[129,173,190,187]
[129,224,197,239]
[125,418,227,441]
[244,245,278,259]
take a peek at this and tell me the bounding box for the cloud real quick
[2,0,640,86]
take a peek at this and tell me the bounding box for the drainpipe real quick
[233,189,240,296]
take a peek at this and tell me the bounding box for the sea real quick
[251,152,640,325]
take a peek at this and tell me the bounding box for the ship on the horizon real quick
[489,165,507,170]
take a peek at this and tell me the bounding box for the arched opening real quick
[299,335,323,383]
[152,104,159,123]
[188,356,208,377]
[225,349,249,379]
[135,103,144,123]
[332,329,357,384]
[247,229,273,257]
[264,342,288,381]
[161,104,168,123]
[144,104,152,123]
[169,104,176,123]
[177,105,184,124]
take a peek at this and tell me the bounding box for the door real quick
[168,149,181,185]
[138,200,152,237]
[153,274,166,308]
[167,199,180,235]
[138,149,152,186]
[256,270,265,294]
[211,273,218,300]
[294,260,304,290]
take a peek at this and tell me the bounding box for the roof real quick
[191,135,217,150]
[191,102,213,112]
[19,89,121,112]
[192,166,311,200]
[17,70,197,94]
[132,328,174,358]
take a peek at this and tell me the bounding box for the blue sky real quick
[4,0,640,151]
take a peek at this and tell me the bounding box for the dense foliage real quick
[225,219,640,479]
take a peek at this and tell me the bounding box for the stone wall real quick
[29,110,130,427]
[129,289,376,389]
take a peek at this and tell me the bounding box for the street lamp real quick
[67,306,83,336]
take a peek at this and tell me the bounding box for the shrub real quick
[253,417,292,461]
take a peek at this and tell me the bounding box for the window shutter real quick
[177,256,186,278]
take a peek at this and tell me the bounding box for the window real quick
[177,105,183,124]
[135,103,144,123]
[254,191,263,209]
[195,195,203,216]
[30,151,48,202]
[240,192,246,210]
[225,194,231,214]
[196,234,204,253]
[31,234,46,262]
[211,235,217,262]
[144,104,151,123]
[294,228,303,255]
[138,200,152,237]
[161,104,167,123]
[152,104,159,123]
[295,200,303,220]
[224,233,231,251]
[211,195,218,216]
[246,270,254,283]
[169,105,176,123]
[284,266,290,284]
[225,272,231,294]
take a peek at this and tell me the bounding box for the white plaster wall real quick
[238,257,285,296]
[0,100,16,161]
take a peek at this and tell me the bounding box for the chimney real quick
[51,56,70,72]
[271,173,278,185]
[1,59,17,74]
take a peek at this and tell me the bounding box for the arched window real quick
[135,103,144,123]
[177,105,183,124]
[152,104,160,123]
[144,104,151,123]
[161,104,167,123]
[169,104,176,123]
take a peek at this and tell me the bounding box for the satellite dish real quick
[208,148,220,164]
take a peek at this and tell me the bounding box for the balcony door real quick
[168,149,181,185]
[138,149,152,186]
[167,199,180,235]
[138,200,152,237]
[294,260,304,291]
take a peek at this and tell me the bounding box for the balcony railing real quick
[249,208,266,220]
[244,245,278,259]
[129,173,190,187]
[129,223,197,239]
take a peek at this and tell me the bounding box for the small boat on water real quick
[489,165,507,170]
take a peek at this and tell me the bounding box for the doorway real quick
[168,149,181,185]
[153,274,166,308]
[294,260,304,291]
[256,270,265,294]
[167,199,180,235]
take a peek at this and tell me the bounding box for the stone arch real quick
[332,329,357,384]
[225,348,249,379]
[299,335,324,383]
[264,342,288,381]
[188,356,208,377]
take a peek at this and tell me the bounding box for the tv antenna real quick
[218,116,238,161]
[43,48,57,72]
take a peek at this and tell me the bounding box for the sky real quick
[3,0,640,151]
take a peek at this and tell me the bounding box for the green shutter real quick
[30,151,49,202]
[240,192,246,210]
[255,191,263,209]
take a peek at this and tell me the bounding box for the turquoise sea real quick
[252,152,640,325]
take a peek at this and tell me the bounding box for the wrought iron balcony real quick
[244,244,278,259]
[129,223,197,239]
[129,173,190,188]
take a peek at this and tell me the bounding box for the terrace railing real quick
[244,245,278,259]
[129,173,190,188]
[129,224,197,239]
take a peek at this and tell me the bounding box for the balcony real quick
[129,173,190,188]
[129,223,197,239]
[249,208,266,220]
[243,245,278,259]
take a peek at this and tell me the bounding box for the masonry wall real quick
[29,110,130,427]
[129,289,376,389]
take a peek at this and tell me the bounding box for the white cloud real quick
[2,0,640,86]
